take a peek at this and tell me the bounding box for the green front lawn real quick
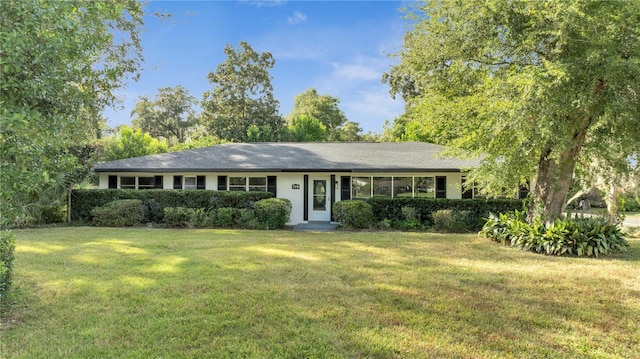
[2,228,639,358]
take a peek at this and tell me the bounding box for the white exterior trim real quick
[98,171,469,225]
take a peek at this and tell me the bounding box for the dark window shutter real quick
[518,182,530,199]
[267,176,277,197]
[154,176,164,189]
[173,176,183,190]
[217,176,227,191]
[108,175,118,189]
[197,176,206,190]
[341,176,351,201]
[436,176,447,199]
[303,175,309,221]
[461,176,473,199]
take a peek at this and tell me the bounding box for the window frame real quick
[120,176,136,189]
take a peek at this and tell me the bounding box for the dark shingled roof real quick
[94,142,481,173]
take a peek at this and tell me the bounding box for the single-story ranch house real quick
[94,142,484,225]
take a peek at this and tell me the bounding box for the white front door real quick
[309,176,331,221]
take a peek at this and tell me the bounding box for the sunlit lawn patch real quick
[2,227,639,358]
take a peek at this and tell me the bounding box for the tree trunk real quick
[605,181,620,223]
[529,121,590,223]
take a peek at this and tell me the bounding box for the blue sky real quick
[104,0,409,134]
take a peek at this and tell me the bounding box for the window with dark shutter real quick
[461,176,473,199]
[154,176,164,189]
[197,176,206,190]
[435,176,447,198]
[108,175,117,189]
[173,176,183,190]
[267,176,277,197]
[341,176,351,201]
[217,176,227,191]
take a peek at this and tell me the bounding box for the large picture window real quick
[393,177,413,198]
[351,176,436,199]
[415,177,435,198]
[352,177,372,199]
[373,177,392,198]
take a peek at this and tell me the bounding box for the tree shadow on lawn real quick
[5,229,640,358]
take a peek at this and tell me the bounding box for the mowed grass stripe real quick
[2,227,639,358]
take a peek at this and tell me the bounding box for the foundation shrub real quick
[254,198,292,229]
[91,199,144,227]
[333,200,374,229]
[37,205,66,224]
[216,207,238,228]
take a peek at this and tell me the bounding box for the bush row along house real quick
[94,142,527,225]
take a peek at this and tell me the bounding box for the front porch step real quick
[293,221,338,232]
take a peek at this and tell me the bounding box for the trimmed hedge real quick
[71,189,273,223]
[91,199,144,227]
[366,198,523,231]
[432,209,474,233]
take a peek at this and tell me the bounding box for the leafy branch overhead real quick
[386,0,640,222]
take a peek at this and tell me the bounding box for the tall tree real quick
[201,41,284,142]
[131,86,199,145]
[0,0,144,225]
[386,0,640,222]
[99,126,168,162]
[288,115,326,142]
[286,88,350,141]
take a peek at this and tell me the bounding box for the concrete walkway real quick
[293,221,338,232]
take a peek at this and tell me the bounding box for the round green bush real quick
[333,200,374,229]
[254,198,292,229]
[91,199,144,227]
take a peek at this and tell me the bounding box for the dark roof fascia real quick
[94,168,285,173]
[353,168,467,173]
[95,167,467,173]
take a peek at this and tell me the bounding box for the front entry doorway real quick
[309,176,331,221]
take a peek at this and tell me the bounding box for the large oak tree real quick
[386,0,640,222]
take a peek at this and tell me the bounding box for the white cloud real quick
[288,11,307,25]
[241,0,287,8]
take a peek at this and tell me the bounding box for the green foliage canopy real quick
[131,85,199,145]
[0,0,144,225]
[386,0,640,221]
[288,115,326,142]
[100,126,168,162]
[201,42,285,143]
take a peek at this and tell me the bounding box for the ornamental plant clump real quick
[481,211,629,257]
